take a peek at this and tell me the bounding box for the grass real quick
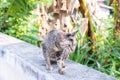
[70,16,120,80]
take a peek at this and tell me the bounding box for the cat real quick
[42,30,78,74]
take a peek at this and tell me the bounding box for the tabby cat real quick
[42,30,78,74]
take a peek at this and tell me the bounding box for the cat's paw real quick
[46,64,53,71]
[58,69,65,74]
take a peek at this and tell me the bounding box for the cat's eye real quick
[69,39,73,42]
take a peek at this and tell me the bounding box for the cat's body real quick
[42,30,78,74]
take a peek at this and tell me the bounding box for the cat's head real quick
[57,30,78,52]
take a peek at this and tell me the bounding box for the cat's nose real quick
[68,44,70,46]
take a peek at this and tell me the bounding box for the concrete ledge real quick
[0,33,117,80]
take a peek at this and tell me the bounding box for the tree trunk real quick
[115,0,120,37]
[79,0,96,41]
[79,0,96,53]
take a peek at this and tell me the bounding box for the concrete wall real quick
[0,33,117,80]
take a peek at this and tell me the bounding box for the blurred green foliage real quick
[0,0,40,45]
[4,16,39,45]
[0,0,53,45]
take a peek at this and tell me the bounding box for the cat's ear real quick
[66,33,71,37]
[71,30,79,36]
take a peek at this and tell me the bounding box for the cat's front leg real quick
[57,58,66,74]
[42,44,52,70]
[46,56,52,70]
